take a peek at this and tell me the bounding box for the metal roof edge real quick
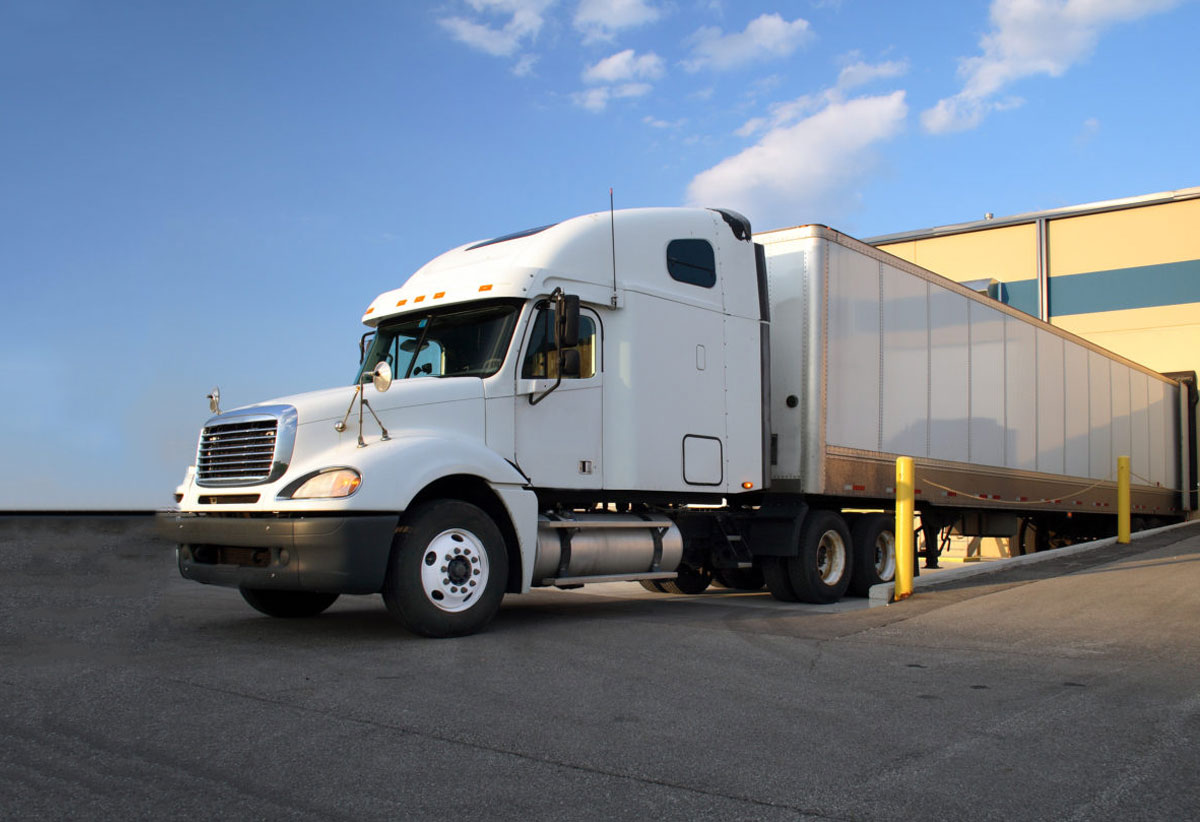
[862,185,1200,245]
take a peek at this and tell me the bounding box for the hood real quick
[232,377,486,428]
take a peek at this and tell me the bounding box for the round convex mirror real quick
[207,387,221,414]
[373,361,393,393]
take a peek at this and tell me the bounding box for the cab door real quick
[514,304,603,490]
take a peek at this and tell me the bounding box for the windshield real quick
[355,300,522,384]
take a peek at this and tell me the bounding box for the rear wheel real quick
[788,510,853,604]
[239,589,339,618]
[638,579,668,593]
[848,513,896,597]
[382,500,508,638]
[660,563,712,595]
[762,556,800,602]
[713,567,765,591]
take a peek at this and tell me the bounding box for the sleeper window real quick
[667,239,716,288]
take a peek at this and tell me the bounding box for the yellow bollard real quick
[895,457,915,601]
[1117,455,1131,544]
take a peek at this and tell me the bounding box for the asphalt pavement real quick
[2,515,1198,820]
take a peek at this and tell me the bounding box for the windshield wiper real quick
[402,316,433,380]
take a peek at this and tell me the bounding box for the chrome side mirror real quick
[207,387,221,414]
[372,361,393,393]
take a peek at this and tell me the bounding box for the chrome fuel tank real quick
[533,513,683,583]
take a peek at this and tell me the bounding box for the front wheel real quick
[239,588,339,618]
[382,500,508,638]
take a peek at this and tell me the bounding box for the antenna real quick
[609,188,618,308]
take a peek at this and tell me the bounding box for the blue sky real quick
[2,0,1197,509]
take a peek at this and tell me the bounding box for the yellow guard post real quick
[1117,455,1131,544]
[895,457,915,600]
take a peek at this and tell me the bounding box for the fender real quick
[345,433,527,509]
[346,433,540,592]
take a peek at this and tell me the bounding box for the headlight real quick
[286,468,362,499]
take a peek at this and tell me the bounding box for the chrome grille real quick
[197,419,278,484]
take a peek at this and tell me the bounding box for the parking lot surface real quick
[2,516,1198,820]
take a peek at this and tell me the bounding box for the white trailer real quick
[159,208,1196,637]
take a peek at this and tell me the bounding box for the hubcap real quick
[815,530,847,584]
[874,531,896,581]
[420,528,489,613]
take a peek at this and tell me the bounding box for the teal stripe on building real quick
[990,259,1200,318]
[1049,259,1200,316]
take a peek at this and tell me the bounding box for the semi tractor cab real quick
[159,207,1193,637]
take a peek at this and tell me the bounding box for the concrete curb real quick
[867,518,1200,607]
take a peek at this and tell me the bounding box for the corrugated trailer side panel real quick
[759,225,1181,516]
[763,232,825,488]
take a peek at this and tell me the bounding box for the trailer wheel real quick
[788,510,853,604]
[660,563,712,595]
[762,557,800,602]
[239,589,339,618]
[713,567,765,591]
[638,579,668,593]
[848,514,896,597]
[382,500,508,638]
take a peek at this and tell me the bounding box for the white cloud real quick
[576,49,662,111]
[573,87,612,112]
[837,58,909,91]
[644,115,687,129]
[686,91,908,226]
[572,81,653,112]
[582,49,665,83]
[735,93,822,137]
[1075,115,1101,146]
[575,0,662,42]
[922,0,1181,133]
[512,54,539,76]
[684,13,813,71]
[438,0,555,58]
[614,82,652,98]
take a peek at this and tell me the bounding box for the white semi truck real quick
[159,208,1197,637]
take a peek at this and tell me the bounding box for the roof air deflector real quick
[467,223,558,251]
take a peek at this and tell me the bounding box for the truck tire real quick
[660,563,712,595]
[787,510,853,604]
[638,579,667,593]
[762,556,800,602]
[848,513,896,597]
[382,500,508,638]
[713,567,765,591]
[239,588,339,618]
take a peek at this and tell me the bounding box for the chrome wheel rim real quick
[420,528,489,613]
[875,531,896,581]
[815,530,847,584]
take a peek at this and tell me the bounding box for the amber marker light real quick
[742,481,754,489]
[479,284,493,292]
[395,298,407,306]
[434,291,445,299]
[365,306,375,314]
[414,295,425,303]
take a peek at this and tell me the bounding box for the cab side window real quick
[522,308,597,379]
[667,239,716,288]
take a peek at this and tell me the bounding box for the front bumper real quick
[156,512,399,594]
